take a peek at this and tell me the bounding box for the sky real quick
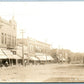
[0,2,84,52]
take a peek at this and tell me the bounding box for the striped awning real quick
[1,49,14,59]
[46,56,54,60]
[0,49,7,59]
[29,56,39,60]
[36,55,53,61]
[36,56,46,61]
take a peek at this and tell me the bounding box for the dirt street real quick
[0,64,84,82]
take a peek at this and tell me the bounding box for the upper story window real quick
[1,33,4,44]
[29,45,34,52]
[5,33,6,44]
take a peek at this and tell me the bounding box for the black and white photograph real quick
[0,1,84,82]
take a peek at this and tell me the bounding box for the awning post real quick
[9,59,10,66]
[16,59,18,65]
[12,59,13,66]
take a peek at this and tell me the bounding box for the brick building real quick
[0,16,17,49]
[0,16,17,66]
[17,37,51,56]
[17,37,53,63]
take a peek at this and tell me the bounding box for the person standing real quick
[24,60,27,66]
[5,61,8,67]
[68,57,71,64]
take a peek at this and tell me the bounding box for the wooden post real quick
[9,59,10,66]
[20,29,25,66]
[16,59,18,65]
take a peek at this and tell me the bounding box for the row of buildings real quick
[1,16,83,65]
[0,16,53,65]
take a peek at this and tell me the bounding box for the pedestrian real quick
[24,60,27,66]
[5,61,8,67]
[0,60,3,67]
[68,57,71,64]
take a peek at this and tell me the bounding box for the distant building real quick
[0,16,17,49]
[17,37,53,63]
[17,37,51,56]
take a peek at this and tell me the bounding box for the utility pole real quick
[45,39,47,64]
[27,36,29,65]
[20,29,25,66]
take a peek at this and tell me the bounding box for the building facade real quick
[17,37,51,57]
[0,17,17,49]
[28,37,51,57]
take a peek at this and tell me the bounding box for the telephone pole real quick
[20,29,25,66]
[27,36,29,65]
[44,39,47,64]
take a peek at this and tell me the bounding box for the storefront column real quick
[11,59,13,66]
[16,59,18,65]
[9,59,10,66]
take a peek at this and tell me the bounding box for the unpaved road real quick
[0,64,84,82]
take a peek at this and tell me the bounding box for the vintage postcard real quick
[0,1,84,82]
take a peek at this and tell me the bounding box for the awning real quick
[13,55,21,59]
[29,56,39,61]
[0,49,7,59]
[36,55,53,61]
[62,58,66,61]
[46,56,54,60]
[36,56,46,61]
[2,49,14,59]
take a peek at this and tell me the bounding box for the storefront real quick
[0,49,8,66]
